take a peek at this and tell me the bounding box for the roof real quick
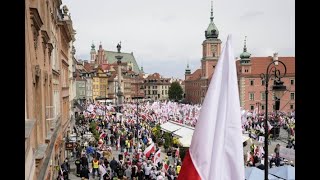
[146,73,161,80]
[186,69,202,81]
[105,51,140,74]
[83,62,93,72]
[242,57,295,76]
[101,64,110,71]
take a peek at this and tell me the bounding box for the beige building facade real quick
[25,0,76,179]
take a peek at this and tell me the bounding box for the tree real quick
[168,82,183,101]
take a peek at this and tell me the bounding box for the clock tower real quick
[201,1,222,79]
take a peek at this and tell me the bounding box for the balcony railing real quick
[46,106,55,121]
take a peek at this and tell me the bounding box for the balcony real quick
[46,106,55,121]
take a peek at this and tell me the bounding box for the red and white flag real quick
[153,149,162,165]
[143,142,155,158]
[178,35,244,180]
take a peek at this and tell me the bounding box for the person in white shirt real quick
[144,163,152,179]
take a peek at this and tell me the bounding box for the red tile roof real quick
[101,64,110,71]
[238,57,295,76]
[187,69,202,81]
[83,62,93,72]
[146,73,161,79]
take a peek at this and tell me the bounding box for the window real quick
[261,105,265,110]
[162,90,164,95]
[249,93,254,101]
[291,79,294,85]
[261,92,266,101]
[273,105,276,110]
[290,104,294,109]
[250,80,254,86]
[165,90,167,94]
[261,80,265,86]
[250,105,254,111]
[272,92,275,100]
[290,93,295,100]
[148,90,150,95]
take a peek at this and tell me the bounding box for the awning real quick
[172,127,194,147]
[160,122,182,132]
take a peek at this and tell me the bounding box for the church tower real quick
[90,42,96,64]
[239,36,252,74]
[201,1,222,79]
[185,63,191,80]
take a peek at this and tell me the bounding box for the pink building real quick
[236,39,295,113]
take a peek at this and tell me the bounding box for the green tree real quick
[168,82,183,101]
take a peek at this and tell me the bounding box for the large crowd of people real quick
[57,100,295,180]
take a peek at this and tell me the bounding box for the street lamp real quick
[260,60,287,180]
[105,71,112,118]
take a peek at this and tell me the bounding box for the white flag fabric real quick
[178,35,244,180]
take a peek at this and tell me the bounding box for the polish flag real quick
[162,159,170,172]
[178,35,244,180]
[143,142,155,158]
[153,149,162,165]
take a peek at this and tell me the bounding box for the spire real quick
[185,61,191,75]
[91,41,95,50]
[243,36,247,52]
[99,41,102,49]
[205,1,219,39]
[240,36,251,60]
[210,1,213,23]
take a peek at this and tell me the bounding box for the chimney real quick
[273,52,278,65]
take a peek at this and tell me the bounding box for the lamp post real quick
[260,60,287,180]
[105,71,112,118]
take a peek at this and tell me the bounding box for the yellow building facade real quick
[92,68,109,101]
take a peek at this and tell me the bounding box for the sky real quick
[64,0,294,79]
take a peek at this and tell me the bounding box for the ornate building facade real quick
[25,0,76,179]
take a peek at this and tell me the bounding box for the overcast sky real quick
[64,0,294,79]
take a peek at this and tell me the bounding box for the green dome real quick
[206,22,219,39]
[240,51,251,59]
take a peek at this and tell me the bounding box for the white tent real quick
[160,121,249,147]
[160,121,182,132]
[172,126,195,147]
